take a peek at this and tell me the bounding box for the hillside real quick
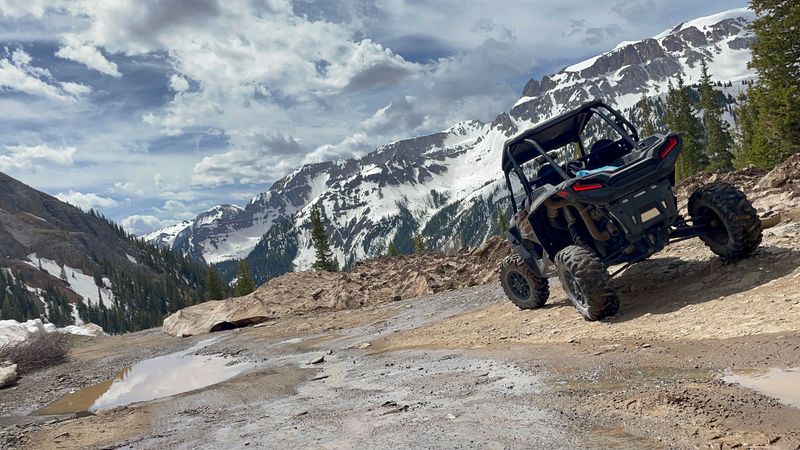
[146,8,756,284]
[0,171,205,332]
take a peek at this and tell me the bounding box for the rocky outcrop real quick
[163,246,511,337]
[0,363,17,388]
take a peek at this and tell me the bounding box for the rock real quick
[758,164,790,189]
[309,355,325,365]
[0,364,18,388]
[71,410,96,419]
[59,323,105,337]
[357,342,371,349]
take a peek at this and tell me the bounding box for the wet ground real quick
[2,228,800,449]
[722,368,800,409]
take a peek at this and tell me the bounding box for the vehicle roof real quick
[502,99,608,172]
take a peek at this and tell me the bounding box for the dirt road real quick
[2,222,800,449]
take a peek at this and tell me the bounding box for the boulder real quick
[59,323,105,337]
[163,297,275,337]
[0,363,18,388]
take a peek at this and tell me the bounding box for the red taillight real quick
[659,136,679,159]
[572,182,603,192]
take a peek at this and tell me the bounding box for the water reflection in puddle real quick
[33,338,253,415]
[723,367,800,409]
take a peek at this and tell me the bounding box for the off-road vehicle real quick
[499,99,762,321]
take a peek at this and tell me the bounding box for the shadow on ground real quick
[601,245,799,322]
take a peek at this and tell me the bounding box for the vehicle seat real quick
[585,139,630,169]
[532,163,563,188]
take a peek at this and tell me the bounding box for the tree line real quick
[638,0,798,180]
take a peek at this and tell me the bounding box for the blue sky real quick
[0,0,747,234]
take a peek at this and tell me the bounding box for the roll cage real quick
[502,100,640,213]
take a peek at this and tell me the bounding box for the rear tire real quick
[500,255,549,309]
[554,245,619,321]
[689,182,762,262]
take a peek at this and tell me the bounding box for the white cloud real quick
[0,0,49,18]
[59,81,92,97]
[55,34,121,77]
[0,49,91,102]
[0,144,76,171]
[108,181,144,197]
[0,56,66,101]
[121,214,171,235]
[56,190,118,210]
[0,0,749,222]
[303,132,371,165]
[169,74,189,92]
[192,129,304,187]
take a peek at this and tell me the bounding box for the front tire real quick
[554,245,619,321]
[500,255,549,309]
[689,182,762,262]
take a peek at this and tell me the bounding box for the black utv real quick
[500,99,762,321]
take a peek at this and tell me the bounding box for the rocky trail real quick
[2,159,800,449]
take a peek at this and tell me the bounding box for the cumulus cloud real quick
[303,132,372,164]
[361,96,426,135]
[192,130,304,187]
[0,0,749,223]
[59,81,92,97]
[121,214,172,235]
[56,190,118,210]
[0,0,49,18]
[0,48,94,103]
[55,35,121,77]
[169,74,189,92]
[0,144,76,171]
[108,181,144,197]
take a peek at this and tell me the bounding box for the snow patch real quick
[0,319,104,348]
[25,254,115,309]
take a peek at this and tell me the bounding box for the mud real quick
[33,338,252,415]
[2,218,800,448]
[723,368,800,409]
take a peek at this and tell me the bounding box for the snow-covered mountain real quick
[147,7,756,283]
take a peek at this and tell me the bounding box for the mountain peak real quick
[146,8,757,283]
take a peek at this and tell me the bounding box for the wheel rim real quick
[697,206,730,245]
[507,271,531,300]
[563,271,588,309]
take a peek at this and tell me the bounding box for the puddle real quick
[722,367,800,408]
[33,338,253,415]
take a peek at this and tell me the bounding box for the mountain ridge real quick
[146,7,756,285]
[0,171,205,332]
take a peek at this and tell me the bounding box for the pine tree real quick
[665,75,707,180]
[413,232,426,254]
[733,91,763,168]
[234,261,256,297]
[309,203,338,272]
[637,94,657,137]
[698,59,734,172]
[497,211,508,237]
[59,265,68,282]
[735,0,800,169]
[387,241,399,257]
[205,267,225,301]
